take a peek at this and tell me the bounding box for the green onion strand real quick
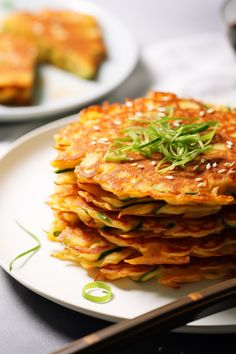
[82,281,113,303]
[9,220,41,271]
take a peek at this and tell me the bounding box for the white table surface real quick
[0,1,232,353]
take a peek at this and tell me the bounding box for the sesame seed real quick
[158,112,166,117]
[224,162,235,167]
[218,169,227,174]
[212,162,217,168]
[173,120,182,127]
[157,107,166,112]
[197,182,206,188]
[200,158,206,163]
[90,141,97,145]
[193,165,199,171]
[98,138,108,143]
[151,160,157,166]
[207,108,215,114]
[227,169,236,174]
[83,168,94,174]
[97,138,110,144]
[135,112,143,118]
[148,105,155,111]
[206,163,211,170]
[137,164,144,169]
[165,175,174,180]
[162,96,170,101]
[114,120,122,125]
[227,140,233,146]
[131,162,137,166]
[93,125,100,131]
[199,110,205,117]
[126,101,132,107]
[195,177,202,181]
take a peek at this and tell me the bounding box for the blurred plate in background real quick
[0,0,138,121]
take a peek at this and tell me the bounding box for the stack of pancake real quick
[48,91,236,288]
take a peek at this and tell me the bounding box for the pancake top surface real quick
[53,92,236,205]
[0,33,37,86]
[4,9,106,67]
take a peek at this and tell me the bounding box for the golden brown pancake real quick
[3,9,106,79]
[51,92,236,205]
[100,228,236,265]
[51,223,136,268]
[0,34,37,104]
[96,256,236,288]
[48,191,141,231]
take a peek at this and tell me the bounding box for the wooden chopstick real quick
[51,277,236,354]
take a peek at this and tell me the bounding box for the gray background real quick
[0,1,231,354]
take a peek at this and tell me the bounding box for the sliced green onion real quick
[167,222,176,229]
[97,212,112,225]
[9,220,41,272]
[82,281,113,303]
[97,247,123,261]
[55,168,74,174]
[136,266,159,282]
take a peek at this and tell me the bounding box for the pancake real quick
[54,172,222,218]
[51,223,136,268]
[110,212,225,239]
[100,229,236,265]
[96,256,236,287]
[0,34,37,104]
[3,9,106,79]
[48,192,140,231]
[77,188,222,218]
[51,92,236,205]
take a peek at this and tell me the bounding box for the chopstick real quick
[51,277,236,354]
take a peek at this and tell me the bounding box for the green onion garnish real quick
[55,168,74,174]
[97,247,123,260]
[82,281,113,303]
[97,212,112,224]
[104,113,218,172]
[9,220,41,272]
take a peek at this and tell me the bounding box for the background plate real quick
[0,0,138,121]
[1,117,236,332]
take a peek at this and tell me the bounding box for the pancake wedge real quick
[0,34,37,104]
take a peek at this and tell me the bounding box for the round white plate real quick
[0,0,138,121]
[0,117,236,333]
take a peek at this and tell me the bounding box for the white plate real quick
[0,0,138,121]
[0,117,236,333]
